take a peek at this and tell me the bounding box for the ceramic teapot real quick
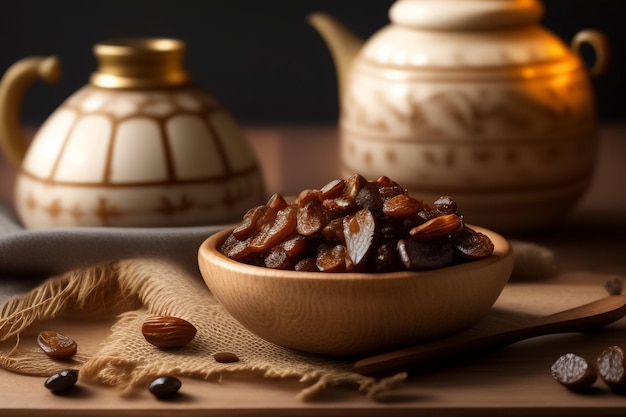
[309,0,610,233]
[0,38,265,229]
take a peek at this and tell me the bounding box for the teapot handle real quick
[0,56,61,166]
[571,29,611,78]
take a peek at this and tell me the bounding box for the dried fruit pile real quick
[221,174,494,272]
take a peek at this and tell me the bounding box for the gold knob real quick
[90,38,190,89]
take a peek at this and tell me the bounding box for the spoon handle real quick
[353,295,626,376]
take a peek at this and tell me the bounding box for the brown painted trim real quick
[19,164,261,188]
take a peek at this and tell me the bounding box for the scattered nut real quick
[141,316,197,348]
[148,376,182,398]
[44,369,78,393]
[213,351,240,363]
[550,353,597,391]
[37,330,77,359]
[597,345,626,392]
[604,277,623,296]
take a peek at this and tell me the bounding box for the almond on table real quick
[141,316,197,349]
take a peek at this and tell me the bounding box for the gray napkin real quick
[0,200,224,275]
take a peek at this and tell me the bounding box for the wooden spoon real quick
[353,294,626,376]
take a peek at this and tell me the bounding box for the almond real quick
[141,316,197,348]
[409,213,463,241]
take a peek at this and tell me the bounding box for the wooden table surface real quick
[1,125,626,416]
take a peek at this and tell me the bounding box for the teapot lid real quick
[390,0,544,30]
[358,0,576,70]
[90,38,191,89]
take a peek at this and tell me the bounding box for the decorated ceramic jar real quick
[309,0,610,232]
[0,38,265,229]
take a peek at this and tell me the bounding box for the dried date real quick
[296,200,326,236]
[316,244,348,273]
[220,174,494,273]
[141,316,197,348]
[295,257,320,272]
[37,330,77,359]
[397,238,455,270]
[264,234,308,269]
[383,194,427,218]
[454,226,495,260]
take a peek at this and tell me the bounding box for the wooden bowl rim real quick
[198,225,513,282]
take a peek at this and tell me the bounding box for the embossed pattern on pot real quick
[0,38,266,229]
[15,86,264,228]
[310,0,609,232]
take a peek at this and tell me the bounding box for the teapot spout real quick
[308,12,364,104]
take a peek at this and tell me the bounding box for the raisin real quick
[383,194,428,218]
[37,330,77,359]
[343,174,368,202]
[232,205,267,239]
[355,180,383,213]
[264,234,308,270]
[316,244,348,273]
[454,226,495,260]
[319,178,345,200]
[296,200,326,236]
[249,205,297,252]
[321,218,345,243]
[295,257,320,272]
[375,176,407,201]
[221,233,254,261]
[293,188,322,207]
[322,196,353,218]
[374,241,403,272]
[433,195,458,215]
[379,218,399,240]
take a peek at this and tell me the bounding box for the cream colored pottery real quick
[0,38,265,228]
[198,226,514,357]
[309,0,610,233]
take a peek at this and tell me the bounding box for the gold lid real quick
[90,38,191,89]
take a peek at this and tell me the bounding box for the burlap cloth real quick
[0,258,411,400]
[0,201,558,401]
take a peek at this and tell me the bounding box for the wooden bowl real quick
[198,226,514,357]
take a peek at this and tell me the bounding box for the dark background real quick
[1,0,624,125]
